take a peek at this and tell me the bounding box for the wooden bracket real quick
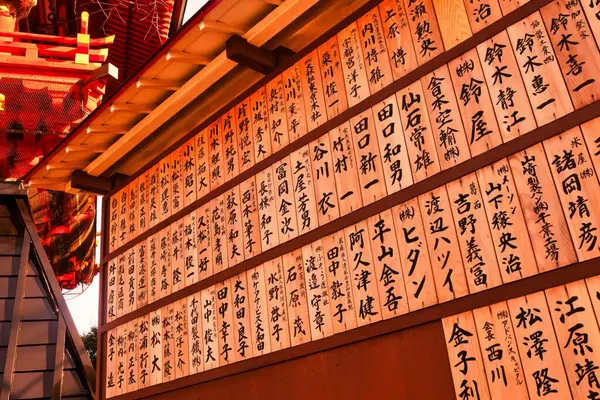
[71,170,114,195]
[226,35,284,74]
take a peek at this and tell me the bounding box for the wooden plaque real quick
[357,6,394,93]
[170,219,184,293]
[137,315,150,390]
[349,108,388,205]
[402,0,445,64]
[174,299,189,380]
[107,259,117,322]
[127,321,137,393]
[216,279,234,365]
[126,247,137,315]
[196,203,214,280]
[182,138,197,207]
[222,108,240,182]
[239,176,262,259]
[186,292,204,375]
[148,309,162,386]
[251,86,272,162]
[322,231,359,333]
[328,122,364,216]
[183,212,198,287]
[127,179,138,241]
[372,94,413,194]
[201,286,218,371]
[396,80,441,182]
[300,50,328,131]
[507,291,572,399]
[463,0,503,32]
[378,0,418,80]
[148,164,160,228]
[476,31,537,141]
[448,48,504,157]
[581,0,600,46]
[309,133,341,225]
[106,329,117,397]
[116,254,126,318]
[225,186,244,267]
[272,157,300,242]
[256,165,281,251]
[476,159,539,282]
[392,199,438,311]
[543,127,600,261]
[317,36,349,119]
[159,156,171,223]
[442,311,491,400]
[302,239,335,338]
[158,226,172,299]
[367,210,410,319]
[148,233,159,304]
[446,173,504,293]
[231,273,253,362]
[472,301,529,399]
[498,0,527,14]
[508,144,577,272]
[209,120,224,190]
[248,264,272,356]
[170,146,183,215]
[195,128,210,199]
[161,304,175,383]
[116,324,127,395]
[540,0,600,109]
[109,193,119,253]
[432,0,472,49]
[283,64,309,141]
[267,74,290,153]
[582,117,600,177]
[138,171,149,234]
[118,187,128,247]
[236,97,255,172]
[337,21,371,107]
[211,195,229,274]
[290,145,319,235]
[282,250,312,346]
[418,186,470,302]
[264,257,291,351]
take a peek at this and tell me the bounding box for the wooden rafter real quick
[165,51,211,65]
[136,78,183,91]
[199,20,249,35]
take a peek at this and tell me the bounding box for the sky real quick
[182,0,211,25]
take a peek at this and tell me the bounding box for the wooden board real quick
[508,144,577,271]
[582,117,600,177]
[302,240,335,338]
[543,127,600,261]
[256,165,280,251]
[283,64,309,142]
[357,6,394,93]
[476,30,537,141]
[447,48,504,157]
[116,324,127,395]
[507,291,572,399]
[446,173,504,293]
[506,11,574,125]
[209,119,225,190]
[126,247,137,315]
[212,195,229,274]
[300,50,328,131]
[216,279,234,365]
[432,0,472,49]
[247,264,272,356]
[396,80,441,182]
[196,203,214,280]
[231,273,253,362]
[195,128,210,199]
[148,309,162,386]
[149,164,160,228]
[264,257,291,351]
[106,329,117,397]
[127,179,138,242]
[170,146,183,215]
[126,319,138,393]
[201,286,218,370]
[137,242,148,311]
[118,187,128,247]
[109,192,119,253]
[161,304,175,383]
[337,21,371,107]
[476,159,539,282]
[546,280,600,399]
[272,157,300,242]
[251,86,272,162]
[322,231,358,333]
[309,133,341,225]
[540,0,600,109]
[107,258,117,322]
[418,186,469,302]
[137,315,150,390]
[159,156,171,223]
[378,0,418,80]
[235,97,256,172]
[367,210,410,319]
[281,250,312,346]
[148,233,159,304]
[372,94,413,194]
[239,176,262,259]
[349,108,388,205]
[290,145,320,235]
[170,218,184,293]
[267,74,290,153]
[116,254,126,318]
[222,108,240,182]
[392,199,438,311]
[182,138,197,208]
[463,0,503,32]
[225,186,244,267]
[173,299,189,380]
[186,292,203,375]
[328,122,364,216]
[442,311,491,400]
[472,301,529,399]
[158,226,172,299]
[581,0,600,46]
[183,212,198,287]
[317,36,349,119]
[403,0,445,64]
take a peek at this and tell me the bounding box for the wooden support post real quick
[71,170,114,194]
[225,35,277,74]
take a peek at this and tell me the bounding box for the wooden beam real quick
[46,161,88,170]
[71,170,113,195]
[82,62,118,85]
[226,35,277,74]
[199,20,249,35]
[259,0,284,4]
[86,125,129,135]
[165,51,211,65]
[0,231,30,400]
[110,103,154,114]
[65,144,107,153]
[52,317,66,400]
[136,78,183,91]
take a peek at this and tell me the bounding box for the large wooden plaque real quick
[302,240,335,339]
[264,257,291,351]
[282,250,312,346]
